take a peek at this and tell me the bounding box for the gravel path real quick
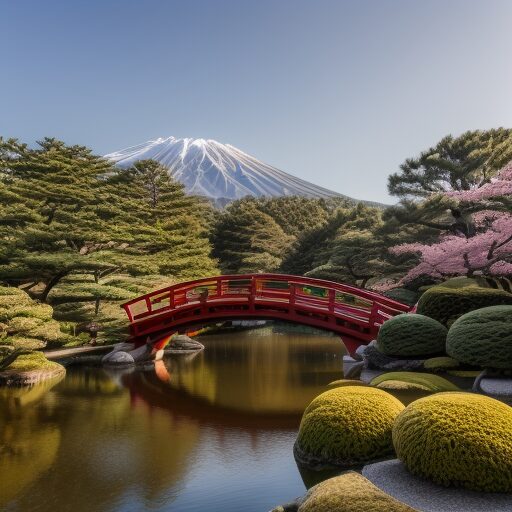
[363,459,512,512]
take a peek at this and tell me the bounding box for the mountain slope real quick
[105,137,355,202]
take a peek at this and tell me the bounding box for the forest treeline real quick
[0,128,511,343]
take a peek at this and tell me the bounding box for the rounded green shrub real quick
[294,386,404,468]
[393,392,512,492]
[417,286,512,326]
[446,305,512,369]
[423,356,460,372]
[294,472,417,512]
[370,372,460,392]
[376,314,447,357]
[383,288,420,307]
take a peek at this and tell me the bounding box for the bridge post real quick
[249,276,256,312]
[368,303,379,337]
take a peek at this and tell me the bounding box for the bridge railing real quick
[122,274,410,332]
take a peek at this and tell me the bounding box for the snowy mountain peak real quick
[105,136,351,202]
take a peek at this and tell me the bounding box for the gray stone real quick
[360,368,386,384]
[354,344,367,361]
[166,335,205,352]
[110,341,135,353]
[102,351,135,365]
[363,459,512,512]
[363,345,425,371]
[128,344,152,362]
[478,377,512,403]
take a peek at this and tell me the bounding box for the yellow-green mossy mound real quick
[327,379,368,389]
[423,356,460,372]
[370,372,460,392]
[297,472,418,512]
[294,386,404,469]
[393,392,512,492]
[0,351,65,386]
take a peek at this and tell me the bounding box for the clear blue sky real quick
[2,0,511,203]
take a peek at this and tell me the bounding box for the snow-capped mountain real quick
[105,137,353,203]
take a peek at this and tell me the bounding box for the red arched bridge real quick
[122,274,410,354]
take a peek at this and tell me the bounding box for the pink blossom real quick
[447,161,512,201]
[391,211,512,284]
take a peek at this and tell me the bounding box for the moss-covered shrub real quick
[370,372,460,392]
[417,286,512,326]
[383,288,420,307]
[376,314,447,357]
[393,392,512,492]
[446,305,512,369]
[5,352,62,372]
[0,286,70,348]
[423,356,460,372]
[294,386,404,468]
[327,379,367,389]
[293,472,417,512]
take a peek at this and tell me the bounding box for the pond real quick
[0,327,351,512]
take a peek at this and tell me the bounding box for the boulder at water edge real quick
[102,351,135,366]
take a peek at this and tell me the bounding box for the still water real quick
[0,328,347,512]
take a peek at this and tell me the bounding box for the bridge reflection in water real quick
[1,330,350,512]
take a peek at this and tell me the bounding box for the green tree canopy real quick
[388,128,512,198]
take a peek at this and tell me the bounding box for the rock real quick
[363,459,512,512]
[165,334,205,353]
[102,351,135,365]
[363,345,425,371]
[109,341,135,353]
[354,344,367,361]
[127,344,152,362]
[477,376,512,403]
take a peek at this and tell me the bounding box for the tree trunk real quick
[40,270,69,303]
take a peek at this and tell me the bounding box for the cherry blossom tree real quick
[390,211,512,283]
[385,161,512,285]
[446,162,512,203]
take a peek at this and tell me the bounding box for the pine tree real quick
[0,137,126,301]
[388,128,512,198]
[211,198,294,273]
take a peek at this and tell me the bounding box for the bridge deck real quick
[122,274,410,348]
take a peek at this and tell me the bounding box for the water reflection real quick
[0,376,63,507]
[1,330,346,512]
[159,332,346,414]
